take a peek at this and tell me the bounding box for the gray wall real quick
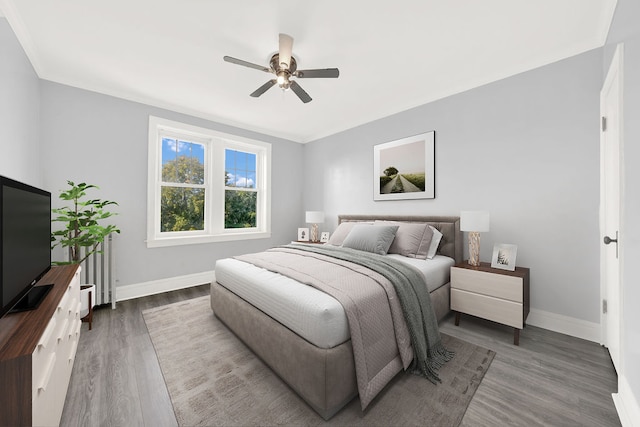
[605,0,640,416]
[0,18,41,186]
[39,81,304,286]
[304,48,603,324]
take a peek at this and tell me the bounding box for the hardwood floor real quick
[61,286,620,426]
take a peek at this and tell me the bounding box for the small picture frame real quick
[320,232,330,243]
[491,244,518,271]
[297,227,310,242]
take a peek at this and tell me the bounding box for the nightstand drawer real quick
[451,267,523,302]
[451,288,523,328]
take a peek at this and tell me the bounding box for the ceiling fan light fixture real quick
[278,33,293,70]
[223,33,339,103]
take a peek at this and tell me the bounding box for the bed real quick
[210,215,462,419]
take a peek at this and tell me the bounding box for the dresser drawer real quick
[451,288,523,328]
[451,267,523,302]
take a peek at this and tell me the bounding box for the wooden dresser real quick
[451,261,530,345]
[0,265,81,426]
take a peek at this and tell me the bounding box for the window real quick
[225,149,257,229]
[147,116,271,247]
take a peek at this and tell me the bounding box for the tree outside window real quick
[224,149,257,229]
[160,138,206,232]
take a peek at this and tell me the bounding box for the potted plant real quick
[51,181,120,328]
[51,181,120,265]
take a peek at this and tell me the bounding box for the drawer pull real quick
[65,317,75,338]
[68,298,77,316]
[37,318,57,349]
[69,339,78,363]
[57,290,70,312]
[57,318,69,342]
[38,353,56,392]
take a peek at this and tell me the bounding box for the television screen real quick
[0,176,52,318]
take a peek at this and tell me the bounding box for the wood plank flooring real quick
[60,286,620,426]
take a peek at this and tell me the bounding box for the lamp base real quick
[310,223,319,242]
[468,231,481,266]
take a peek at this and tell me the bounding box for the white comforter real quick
[214,253,454,349]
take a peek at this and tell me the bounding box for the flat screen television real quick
[0,175,52,319]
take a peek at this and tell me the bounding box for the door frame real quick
[599,43,624,370]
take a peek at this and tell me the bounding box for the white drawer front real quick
[32,267,82,427]
[451,288,523,329]
[451,267,523,302]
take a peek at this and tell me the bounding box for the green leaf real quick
[50,180,120,263]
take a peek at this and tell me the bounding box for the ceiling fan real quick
[223,34,339,103]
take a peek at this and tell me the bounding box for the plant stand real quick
[80,284,95,330]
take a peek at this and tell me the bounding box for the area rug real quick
[143,296,495,426]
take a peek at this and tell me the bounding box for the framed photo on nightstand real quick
[491,244,518,271]
[320,232,330,243]
[297,228,310,241]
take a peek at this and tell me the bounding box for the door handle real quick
[603,231,619,259]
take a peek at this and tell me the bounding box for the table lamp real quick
[460,211,490,266]
[305,211,324,242]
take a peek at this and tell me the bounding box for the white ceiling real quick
[1,1,617,143]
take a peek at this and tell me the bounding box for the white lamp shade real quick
[305,211,324,224]
[460,211,490,232]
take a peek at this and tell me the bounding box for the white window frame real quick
[147,116,271,248]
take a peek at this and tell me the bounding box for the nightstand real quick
[451,261,530,345]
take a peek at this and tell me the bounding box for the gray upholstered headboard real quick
[338,215,462,264]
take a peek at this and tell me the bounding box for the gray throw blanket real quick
[282,244,454,383]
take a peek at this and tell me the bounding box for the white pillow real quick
[426,226,443,259]
[342,224,399,255]
[326,222,372,246]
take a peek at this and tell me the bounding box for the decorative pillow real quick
[326,221,372,246]
[375,221,433,259]
[426,225,443,259]
[342,224,399,255]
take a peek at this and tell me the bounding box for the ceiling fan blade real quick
[278,33,294,69]
[223,56,270,73]
[294,68,340,78]
[290,81,312,103]
[250,79,277,97]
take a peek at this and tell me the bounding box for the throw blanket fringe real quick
[283,244,454,383]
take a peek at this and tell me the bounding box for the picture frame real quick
[491,244,518,271]
[320,232,330,243]
[297,227,310,242]
[373,131,435,201]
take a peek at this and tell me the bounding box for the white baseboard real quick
[116,270,215,302]
[613,376,640,427]
[526,308,601,343]
[116,272,618,355]
[116,272,602,344]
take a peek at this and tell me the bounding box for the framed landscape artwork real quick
[373,131,435,201]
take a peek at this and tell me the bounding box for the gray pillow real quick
[376,221,433,259]
[342,224,399,255]
[326,221,372,246]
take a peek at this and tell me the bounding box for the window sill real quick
[146,231,271,248]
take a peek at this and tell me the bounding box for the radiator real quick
[80,233,116,309]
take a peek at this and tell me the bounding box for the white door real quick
[600,44,623,373]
